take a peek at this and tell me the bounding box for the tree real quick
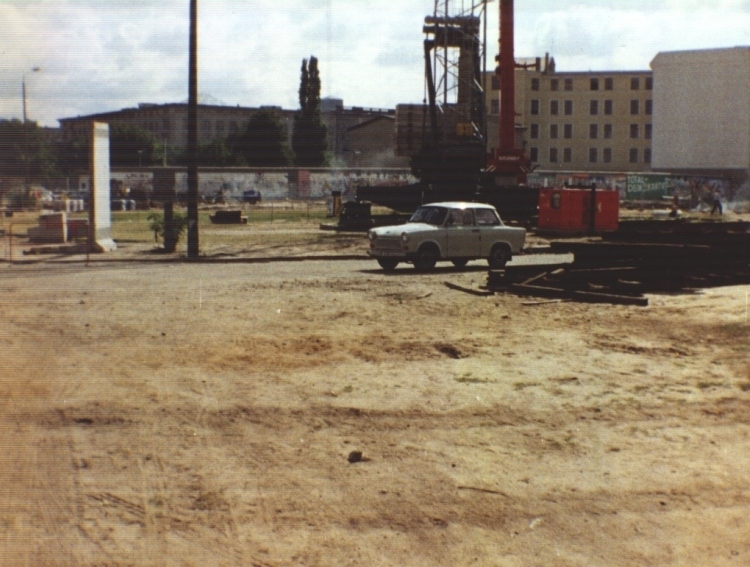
[54,135,89,177]
[109,123,160,168]
[0,119,57,180]
[173,138,241,167]
[292,56,329,167]
[229,109,293,167]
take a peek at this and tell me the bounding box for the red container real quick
[538,188,618,233]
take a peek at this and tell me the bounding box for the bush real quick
[146,211,188,245]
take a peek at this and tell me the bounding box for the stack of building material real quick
[28,212,68,243]
[487,222,750,306]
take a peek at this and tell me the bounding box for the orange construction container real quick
[538,187,618,233]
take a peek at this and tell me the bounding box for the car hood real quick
[371,223,437,237]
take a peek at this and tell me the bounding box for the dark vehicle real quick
[242,190,262,205]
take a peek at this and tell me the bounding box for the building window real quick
[645,77,653,90]
[589,124,598,139]
[604,100,613,115]
[630,100,639,115]
[631,77,640,90]
[645,99,653,115]
[564,100,573,115]
[590,100,599,115]
[563,147,572,163]
[491,99,499,115]
[201,119,212,133]
[563,124,573,139]
[531,78,540,91]
[590,78,599,91]
[550,100,559,115]
[629,148,639,163]
[645,123,652,139]
[603,148,612,163]
[531,99,539,115]
[589,148,598,163]
[564,78,573,91]
[604,124,613,139]
[216,120,225,133]
[604,77,614,90]
[630,124,639,139]
[550,124,559,139]
[229,121,238,133]
[549,147,559,163]
[530,123,539,139]
[644,148,652,163]
[530,147,539,162]
[550,79,559,91]
[491,75,500,90]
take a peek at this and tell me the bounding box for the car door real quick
[445,208,481,257]
[474,207,503,256]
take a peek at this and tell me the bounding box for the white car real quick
[367,202,526,271]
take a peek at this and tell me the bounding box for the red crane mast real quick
[488,0,531,183]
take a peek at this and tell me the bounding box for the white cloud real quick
[1,0,749,127]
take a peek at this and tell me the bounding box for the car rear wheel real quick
[413,243,439,271]
[377,258,399,271]
[488,244,511,269]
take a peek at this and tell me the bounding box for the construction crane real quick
[342,0,538,229]
[487,0,533,183]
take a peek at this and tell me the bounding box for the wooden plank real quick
[511,283,648,306]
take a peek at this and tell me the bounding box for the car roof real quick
[420,202,496,209]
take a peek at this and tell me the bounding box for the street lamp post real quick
[22,67,40,202]
[22,67,41,124]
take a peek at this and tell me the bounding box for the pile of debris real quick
[488,220,750,306]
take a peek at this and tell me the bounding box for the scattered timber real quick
[489,220,750,306]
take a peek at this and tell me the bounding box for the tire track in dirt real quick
[187,374,276,566]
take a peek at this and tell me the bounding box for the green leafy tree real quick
[109,123,160,168]
[194,139,243,167]
[0,119,57,180]
[54,135,89,177]
[292,56,329,167]
[229,109,293,167]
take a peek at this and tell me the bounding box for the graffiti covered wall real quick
[80,168,416,202]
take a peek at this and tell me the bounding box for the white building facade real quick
[651,46,750,179]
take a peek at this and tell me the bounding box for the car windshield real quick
[409,206,448,225]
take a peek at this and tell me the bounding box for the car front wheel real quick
[377,258,399,271]
[413,243,439,271]
[488,244,511,269]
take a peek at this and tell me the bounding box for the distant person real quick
[669,191,680,217]
[710,189,723,215]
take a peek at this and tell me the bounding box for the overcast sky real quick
[2,0,750,127]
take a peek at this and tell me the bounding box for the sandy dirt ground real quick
[1,221,750,566]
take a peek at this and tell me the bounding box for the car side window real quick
[475,209,500,226]
[462,209,475,226]
[447,209,464,226]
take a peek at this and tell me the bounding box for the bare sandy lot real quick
[1,226,749,566]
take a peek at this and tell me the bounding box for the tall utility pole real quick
[186,0,199,257]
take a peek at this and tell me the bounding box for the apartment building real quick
[59,102,294,149]
[484,62,654,173]
[59,99,392,165]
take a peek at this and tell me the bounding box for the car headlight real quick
[368,231,377,241]
[400,232,409,243]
